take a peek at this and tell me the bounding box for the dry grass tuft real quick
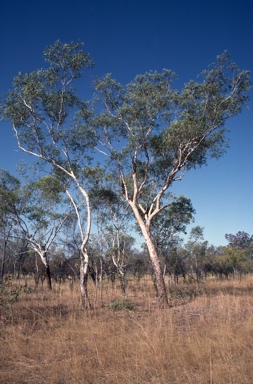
[1,276,253,383]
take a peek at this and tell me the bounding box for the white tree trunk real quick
[39,250,52,290]
[66,187,91,309]
[129,202,169,308]
[79,248,90,309]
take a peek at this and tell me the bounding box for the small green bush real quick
[108,297,135,311]
[0,275,21,307]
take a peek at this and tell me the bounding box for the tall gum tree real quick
[4,41,95,307]
[93,52,251,308]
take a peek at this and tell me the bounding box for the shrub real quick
[0,275,21,308]
[108,297,135,311]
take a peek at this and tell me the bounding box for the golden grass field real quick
[1,275,253,384]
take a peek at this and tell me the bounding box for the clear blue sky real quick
[1,0,253,246]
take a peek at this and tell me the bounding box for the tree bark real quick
[118,270,127,296]
[1,239,7,282]
[144,231,169,308]
[99,257,103,306]
[34,272,40,290]
[45,264,52,290]
[66,186,91,310]
[80,248,90,309]
[129,203,169,308]
[40,251,52,290]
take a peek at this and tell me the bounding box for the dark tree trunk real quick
[80,272,90,309]
[99,258,103,306]
[45,264,52,290]
[1,240,7,282]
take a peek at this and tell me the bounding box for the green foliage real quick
[0,276,21,308]
[28,176,65,204]
[0,169,21,213]
[189,225,203,241]
[94,52,250,209]
[203,245,250,278]
[221,247,248,273]
[4,40,95,172]
[168,285,202,300]
[152,195,195,240]
[44,40,94,77]
[132,258,146,281]
[108,297,135,311]
[225,231,253,249]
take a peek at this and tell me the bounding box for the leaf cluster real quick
[4,41,95,174]
[94,52,251,205]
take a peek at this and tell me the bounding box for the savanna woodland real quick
[1,41,252,384]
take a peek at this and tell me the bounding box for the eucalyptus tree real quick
[184,226,208,281]
[93,53,250,307]
[0,169,21,281]
[90,183,135,295]
[4,41,95,305]
[19,176,72,289]
[105,228,135,295]
[0,172,72,289]
[64,179,95,307]
[225,231,253,249]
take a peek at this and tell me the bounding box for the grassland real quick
[1,275,253,384]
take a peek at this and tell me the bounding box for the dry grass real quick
[1,275,253,383]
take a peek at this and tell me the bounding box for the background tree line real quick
[1,172,253,290]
